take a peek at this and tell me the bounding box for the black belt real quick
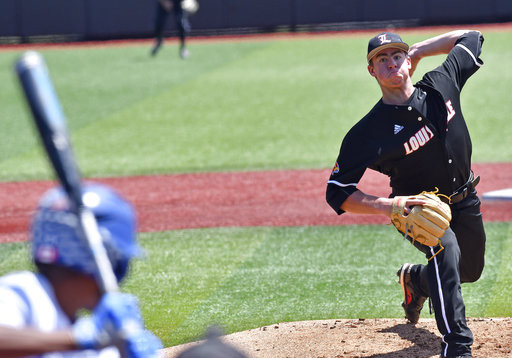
[442,173,480,204]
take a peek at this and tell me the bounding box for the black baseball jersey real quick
[327,31,484,215]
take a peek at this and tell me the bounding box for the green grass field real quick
[1,223,511,346]
[0,28,511,347]
[1,30,511,180]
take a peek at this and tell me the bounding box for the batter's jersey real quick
[0,271,119,358]
[327,31,484,214]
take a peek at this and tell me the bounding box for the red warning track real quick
[1,22,511,52]
[1,163,511,243]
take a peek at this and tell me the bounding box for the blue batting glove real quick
[72,292,162,358]
[122,329,163,358]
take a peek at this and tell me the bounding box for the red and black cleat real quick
[397,263,427,324]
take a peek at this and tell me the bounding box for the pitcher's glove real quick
[390,191,451,247]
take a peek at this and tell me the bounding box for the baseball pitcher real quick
[326,30,486,358]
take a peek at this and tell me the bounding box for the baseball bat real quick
[15,51,118,294]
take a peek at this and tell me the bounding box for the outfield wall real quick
[1,0,511,43]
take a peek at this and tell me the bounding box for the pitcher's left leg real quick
[427,228,473,357]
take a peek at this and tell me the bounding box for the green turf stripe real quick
[484,223,512,316]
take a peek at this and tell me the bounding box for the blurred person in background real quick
[151,0,198,59]
[0,183,162,357]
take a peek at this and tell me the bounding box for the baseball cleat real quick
[151,39,162,56]
[397,263,427,324]
[180,47,190,59]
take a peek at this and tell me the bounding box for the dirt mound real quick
[162,317,512,358]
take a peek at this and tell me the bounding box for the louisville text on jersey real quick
[446,100,456,123]
[403,125,434,155]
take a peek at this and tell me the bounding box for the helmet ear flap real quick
[100,228,132,283]
[114,260,129,284]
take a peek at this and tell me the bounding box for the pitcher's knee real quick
[460,262,484,283]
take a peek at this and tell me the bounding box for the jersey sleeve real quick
[326,126,375,215]
[425,31,484,91]
[0,285,30,328]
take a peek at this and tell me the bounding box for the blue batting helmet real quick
[31,183,141,283]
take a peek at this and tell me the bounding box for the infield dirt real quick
[162,317,512,358]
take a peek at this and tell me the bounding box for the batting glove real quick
[72,292,162,357]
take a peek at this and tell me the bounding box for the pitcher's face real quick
[368,49,411,88]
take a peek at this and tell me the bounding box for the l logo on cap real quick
[378,34,391,44]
